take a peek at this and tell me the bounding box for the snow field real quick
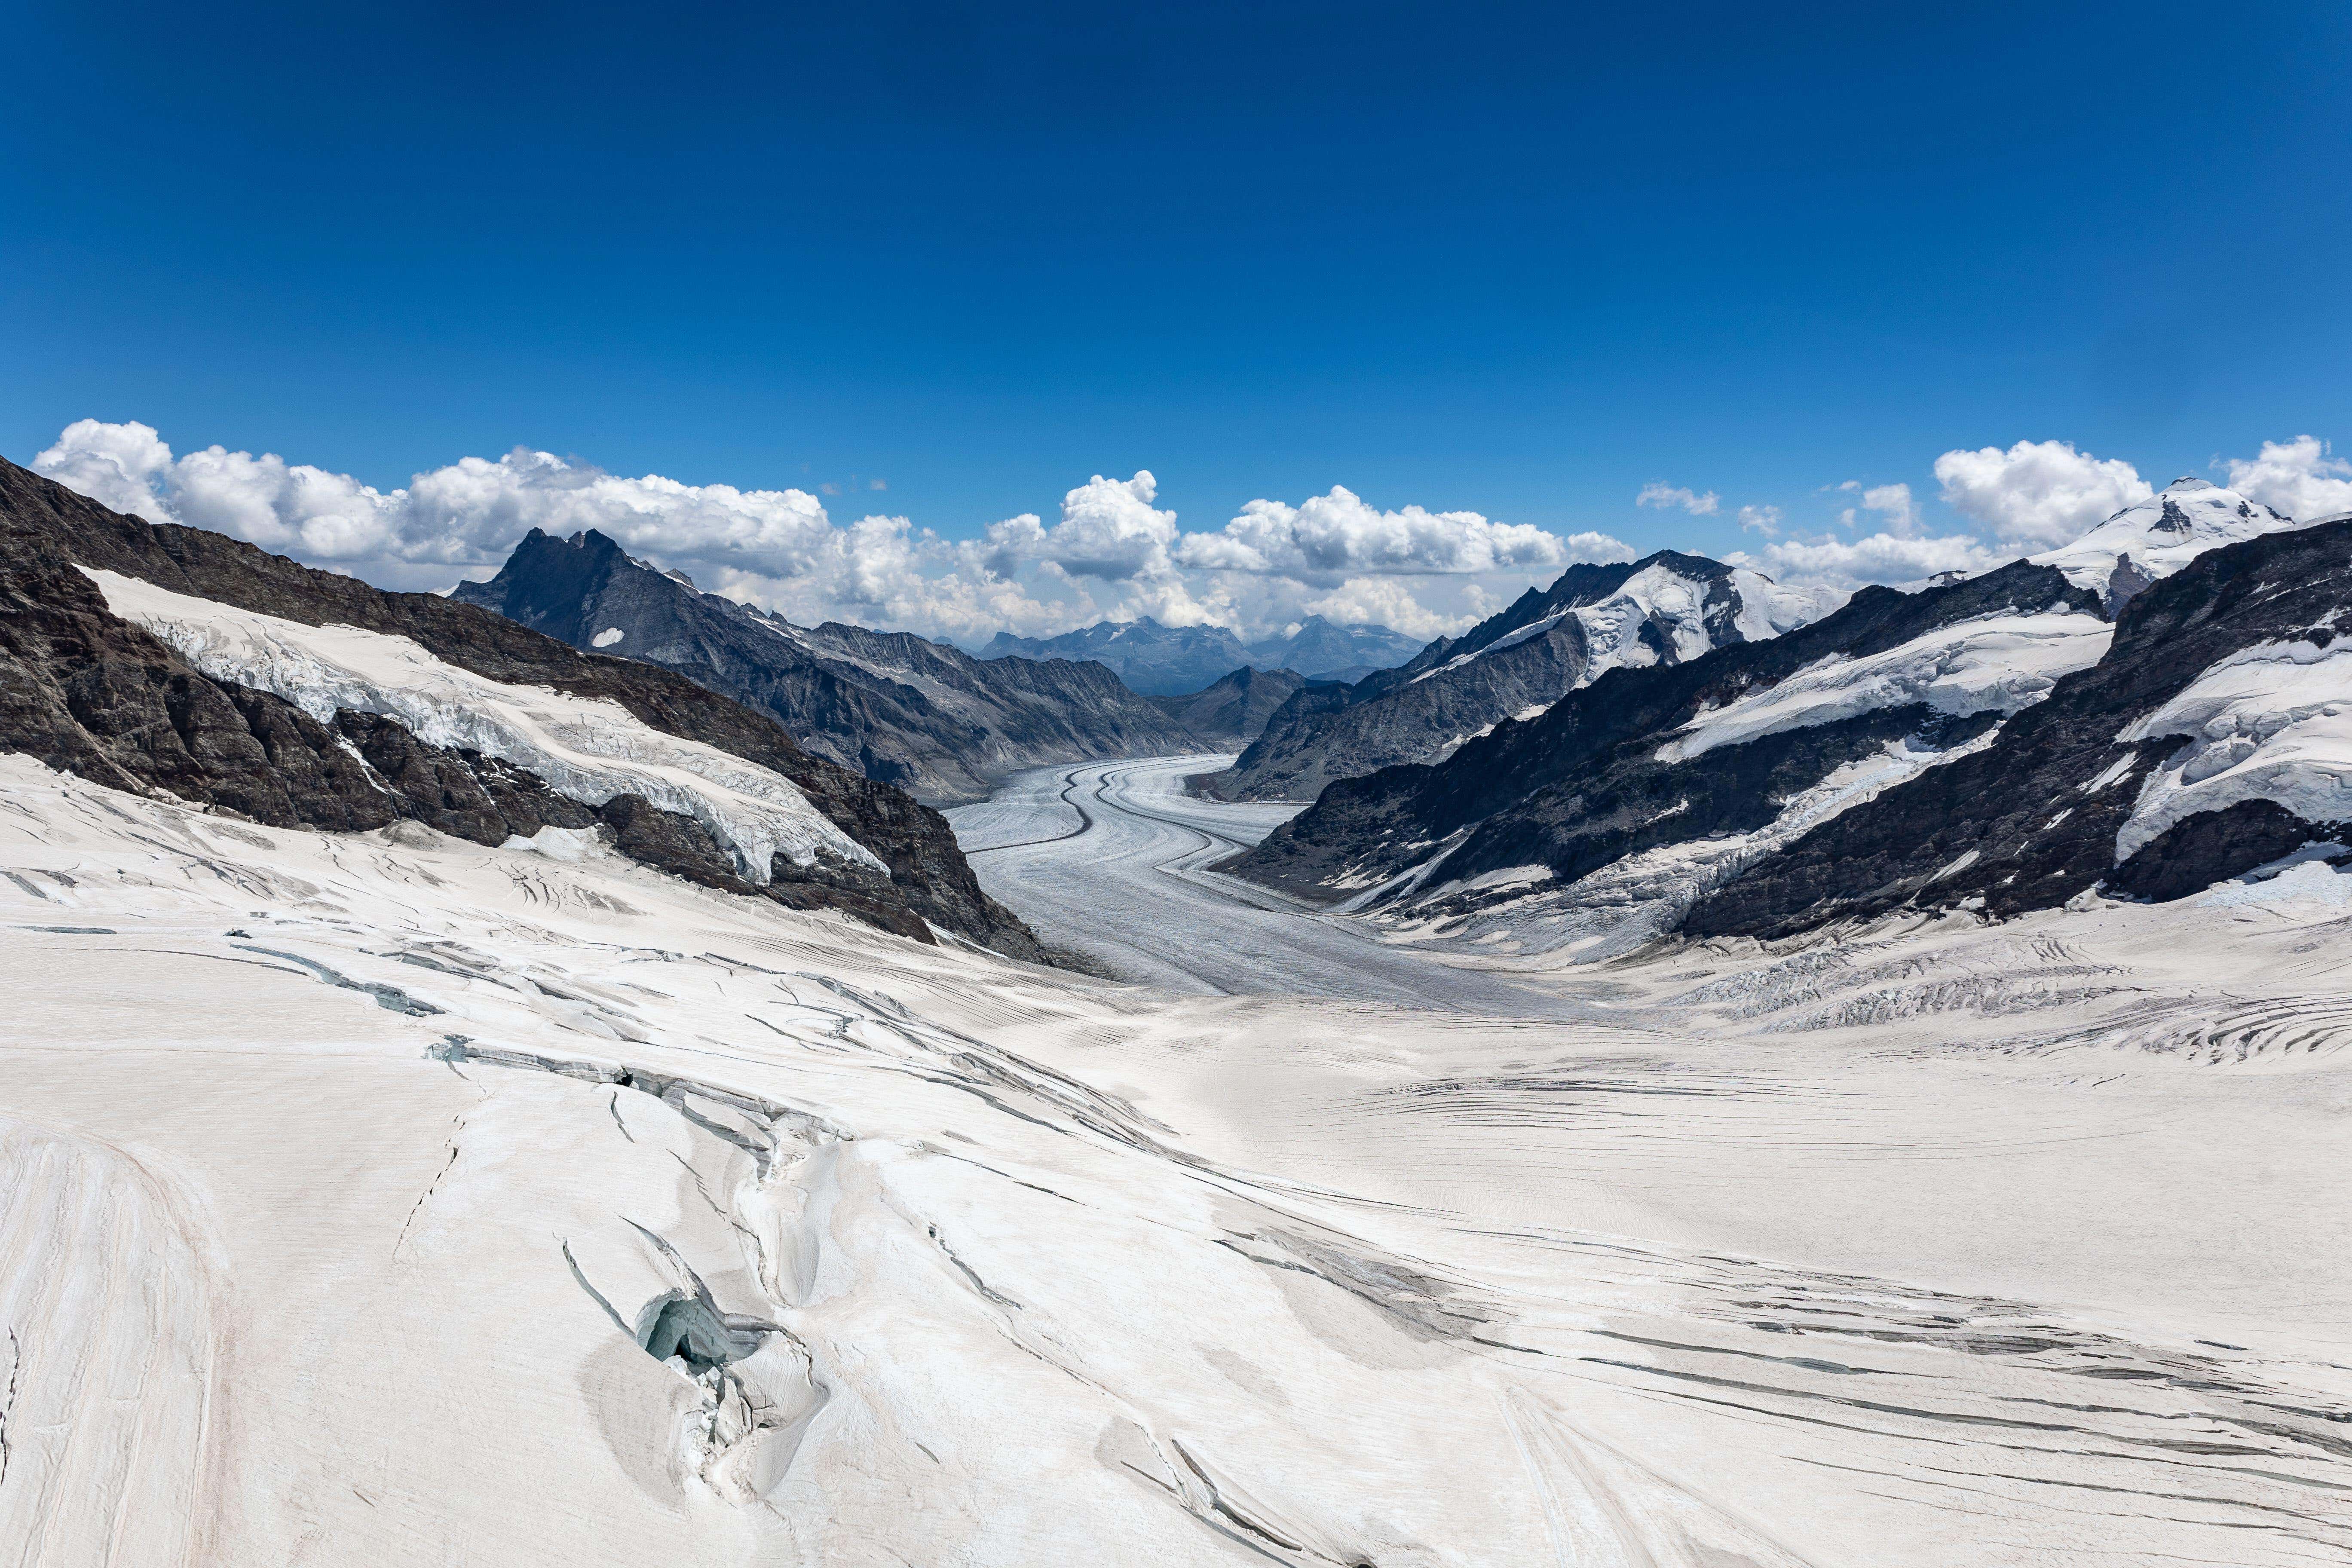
[83,567,885,879]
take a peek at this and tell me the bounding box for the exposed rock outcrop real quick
[1683,516,2352,936]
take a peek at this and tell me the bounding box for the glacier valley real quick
[5,746,2346,1565]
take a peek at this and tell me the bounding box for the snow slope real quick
[1658,611,2112,763]
[2117,635,2352,858]
[1407,726,2005,959]
[2,750,2345,1565]
[1730,566,1846,641]
[1423,561,1835,689]
[2031,476,2299,600]
[86,567,884,880]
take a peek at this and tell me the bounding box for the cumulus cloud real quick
[1732,530,2003,592]
[1836,482,1922,537]
[33,420,841,584]
[1176,485,1627,580]
[30,421,1599,647]
[2224,436,2352,521]
[79,418,2332,645]
[1299,577,1473,641]
[1636,483,1720,516]
[1933,439,2152,548]
[982,471,1179,581]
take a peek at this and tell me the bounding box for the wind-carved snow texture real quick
[2116,636,2352,861]
[83,567,885,881]
[0,1118,220,1565]
[1656,612,2112,764]
[5,745,2351,1564]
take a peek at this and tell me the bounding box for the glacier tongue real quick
[81,567,885,880]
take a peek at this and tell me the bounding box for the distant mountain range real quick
[978,614,1424,695]
[454,529,1197,804]
[1228,478,2351,955]
[1204,551,1843,802]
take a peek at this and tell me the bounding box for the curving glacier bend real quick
[946,753,1589,1014]
[3,748,2348,1565]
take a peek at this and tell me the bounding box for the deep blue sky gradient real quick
[4,0,2347,554]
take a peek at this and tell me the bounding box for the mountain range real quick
[0,458,1042,957]
[1229,478,2345,956]
[11,451,2339,969]
[453,528,1198,804]
[1205,550,1844,802]
[978,614,1423,695]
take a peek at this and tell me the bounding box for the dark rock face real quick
[0,459,1036,957]
[1210,552,1776,805]
[2106,800,2343,903]
[1682,518,2352,937]
[454,528,1196,805]
[1148,665,1324,744]
[1231,560,2101,904]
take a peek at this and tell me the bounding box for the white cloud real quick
[2224,436,2352,521]
[981,471,1180,581]
[1836,482,1922,538]
[1933,439,2152,548]
[1176,485,1626,580]
[30,421,1589,647]
[1299,577,1473,641]
[1736,503,1782,537]
[1732,529,2003,592]
[29,419,176,521]
[1635,483,1720,516]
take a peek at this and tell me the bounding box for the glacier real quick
[2,746,2347,1564]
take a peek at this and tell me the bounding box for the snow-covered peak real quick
[1730,568,1847,642]
[1418,557,1838,691]
[1576,562,1722,670]
[2032,478,2298,606]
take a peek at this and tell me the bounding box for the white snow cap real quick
[80,568,886,880]
[1424,561,1839,688]
[2032,477,2299,597]
[1730,568,1846,641]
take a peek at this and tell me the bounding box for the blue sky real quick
[5,1,2349,640]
